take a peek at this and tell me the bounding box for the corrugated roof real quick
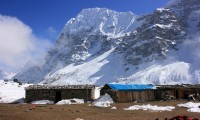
[25,85,96,90]
[156,84,200,89]
[107,84,156,91]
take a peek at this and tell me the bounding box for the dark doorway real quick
[55,91,61,103]
[176,90,179,99]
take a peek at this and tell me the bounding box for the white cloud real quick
[0,14,52,72]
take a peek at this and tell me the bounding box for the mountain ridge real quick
[14,1,200,85]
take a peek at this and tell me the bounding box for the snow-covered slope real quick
[14,1,200,85]
[0,70,16,80]
[42,48,116,85]
[0,80,30,103]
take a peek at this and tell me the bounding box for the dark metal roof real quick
[25,85,96,90]
[156,84,200,89]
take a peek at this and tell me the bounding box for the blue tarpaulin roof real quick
[107,84,155,91]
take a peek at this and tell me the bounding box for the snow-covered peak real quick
[63,8,138,37]
[79,8,133,16]
[156,8,170,13]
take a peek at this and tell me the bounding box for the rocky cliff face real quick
[166,0,200,35]
[14,1,200,85]
[116,8,186,66]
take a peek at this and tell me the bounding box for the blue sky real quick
[0,0,169,42]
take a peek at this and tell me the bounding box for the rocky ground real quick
[0,100,199,120]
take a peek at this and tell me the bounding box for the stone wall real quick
[26,89,56,103]
[61,89,92,101]
[25,88,94,103]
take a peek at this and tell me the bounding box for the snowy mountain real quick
[14,8,140,84]
[14,0,200,85]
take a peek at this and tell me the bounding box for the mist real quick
[0,14,52,72]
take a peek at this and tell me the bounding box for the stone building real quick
[25,85,100,103]
[156,84,200,100]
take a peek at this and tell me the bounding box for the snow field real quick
[124,104,175,111]
[56,98,84,105]
[0,80,30,103]
[31,100,54,104]
[177,102,200,113]
[92,94,113,107]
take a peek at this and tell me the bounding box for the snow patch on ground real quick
[31,100,54,104]
[56,98,84,105]
[0,80,30,103]
[111,106,117,109]
[177,102,200,113]
[124,104,175,111]
[92,94,113,107]
[75,118,84,120]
